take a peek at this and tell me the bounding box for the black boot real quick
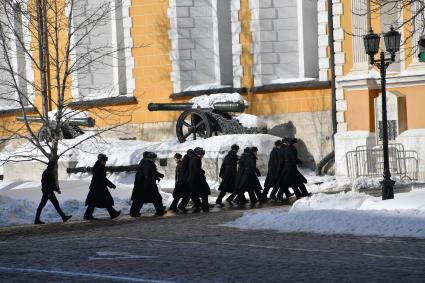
[62,215,72,222]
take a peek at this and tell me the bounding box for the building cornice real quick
[337,70,425,90]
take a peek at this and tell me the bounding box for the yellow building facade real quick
[0,0,333,167]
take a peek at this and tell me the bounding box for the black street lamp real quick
[363,26,401,200]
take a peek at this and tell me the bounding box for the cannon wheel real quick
[176,109,212,143]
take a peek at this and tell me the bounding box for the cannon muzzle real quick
[148,102,247,113]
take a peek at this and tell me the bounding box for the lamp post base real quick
[380,178,395,200]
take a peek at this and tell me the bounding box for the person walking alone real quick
[130,152,166,217]
[84,154,121,220]
[216,144,239,206]
[34,161,72,224]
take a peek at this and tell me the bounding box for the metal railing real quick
[346,143,419,180]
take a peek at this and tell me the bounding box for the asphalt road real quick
[1,204,425,283]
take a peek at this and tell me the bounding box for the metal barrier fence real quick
[346,143,419,180]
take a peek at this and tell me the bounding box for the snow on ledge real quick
[269,78,317,84]
[183,83,230,92]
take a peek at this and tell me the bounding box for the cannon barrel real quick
[148,103,193,112]
[16,116,95,127]
[148,102,247,113]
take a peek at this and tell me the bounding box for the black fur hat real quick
[231,144,240,151]
[98,153,108,162]
[146,152,157,159]
[194,147,205,156]
[174,153,182,159]
[275,140,282,146]
[251,146,258,152]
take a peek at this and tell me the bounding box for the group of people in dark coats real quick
[215,138,311,208]
[263,138,311,201]
[169,147,213,213]
[34,138,310,223]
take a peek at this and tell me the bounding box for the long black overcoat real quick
[172,159,186,198]
[235,152,262,193]
[279,145,307,187]
[264,147,279,189]
[85,161,115,208]
[131,159,164,203]
[218,150,238,193]
[187,154,210,197]
[41,167,59,194]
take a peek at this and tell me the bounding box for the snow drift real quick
[225,189,425,238]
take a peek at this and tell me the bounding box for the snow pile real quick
[350,177,382,191]
[291,191,370,211]
[225,189,425,238]
[235,114,267,128]
[189,93,247,109]
[69,134,277,170]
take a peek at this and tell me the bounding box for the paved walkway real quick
[1,203,425,282]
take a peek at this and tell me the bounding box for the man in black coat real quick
[262,140,282,200]
[84,154,121,220]
[216,144,239,206]
[34,161,72,224]
[274,138,295,201]
[130,152,166,216]
[228,147,261,205]
[169,153,184,212]
[179,147,210,212]
[250,147,265,202]
[278,138,309,199]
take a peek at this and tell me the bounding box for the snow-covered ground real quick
[225,188,425,238]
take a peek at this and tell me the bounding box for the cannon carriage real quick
[148,102,266,143]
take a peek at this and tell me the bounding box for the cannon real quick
[16,116,96,141]
[148,102,266,143]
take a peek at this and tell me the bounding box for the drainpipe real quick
[328,0,337,138]
[317,0,337,175]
